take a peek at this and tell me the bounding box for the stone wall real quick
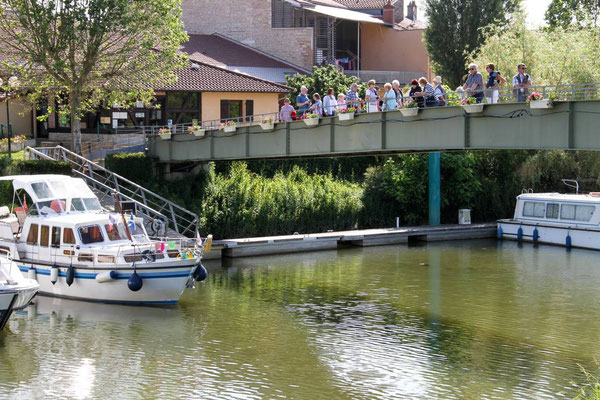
[181,0,314,69]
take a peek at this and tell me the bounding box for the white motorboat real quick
[0,255,39,330]
[0,175,211,305]
[498,184,600,250]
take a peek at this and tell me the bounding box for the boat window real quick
[51,226,61,247]
[70,198,86,212]
[40,225,50,247]
[63,228,76,244]
[83,198,102,211]
[546,203,559,219]
[575,205,595,221]
[31,182,53,200]
[523,201,545,218]
[78,252,93,262]
[26,224,38,244]
[560,204,576,220]
[560,204,594,221]
[105,224,124,241]
[97,254,115,263]
[79,225,104,244]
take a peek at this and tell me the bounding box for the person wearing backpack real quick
[513,63,532,103]
[485,63,506,104]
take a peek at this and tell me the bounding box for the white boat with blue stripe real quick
[0,175,210,305]
[498,184,600,250]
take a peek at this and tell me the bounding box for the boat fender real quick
[66,266,75,286]
[533,228,539,242]
[566,234,572,250]
[517,227,523,241]
[204,235,213,253]
[50,266,59,285]
[497,226,503,239]
[95,270,117,283]
[193,263,208,282]
[128,272,143,292]
[27,266,36,281]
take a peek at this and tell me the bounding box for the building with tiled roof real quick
[182,0,430,83]
[180,34,309,84]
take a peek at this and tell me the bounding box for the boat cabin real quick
[0,175,157,266]
[514,193,600,226]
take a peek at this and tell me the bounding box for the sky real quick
[415,0,553,27]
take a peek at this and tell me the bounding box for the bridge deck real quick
[149,101,600,163]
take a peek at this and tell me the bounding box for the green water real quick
[1,239,599,399]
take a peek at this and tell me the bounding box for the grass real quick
[0,150,25,160]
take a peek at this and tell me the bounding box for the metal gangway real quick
[23,145,199,238]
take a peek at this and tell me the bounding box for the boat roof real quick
[518,192,600,202]
[0,174,72,184]
[28,212,118,226]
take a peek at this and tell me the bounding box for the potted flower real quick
[158,128,171,140]
[221,120,237,133]
[187,125,205,137]
[338,107,356,121]
[11,135,27,151]
[300,113,319,127]
[399,102,419,117]
[461,97,485,113]
[528,92,554,109]
[260,117,275,130]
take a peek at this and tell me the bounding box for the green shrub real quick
[2,160,71,176]
[105,152,153,184]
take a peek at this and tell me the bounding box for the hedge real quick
[105,153,153,184]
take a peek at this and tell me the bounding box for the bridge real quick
[148,101,600,163]
[147,98,600,226]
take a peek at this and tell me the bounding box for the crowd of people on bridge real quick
[280,63,533,121]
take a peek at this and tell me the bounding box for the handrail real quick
[148,82,600,136]
[23,146,199,238]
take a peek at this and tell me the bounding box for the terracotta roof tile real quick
[180,34,307,73]
[158,61,292,93]
[327,0,389,9]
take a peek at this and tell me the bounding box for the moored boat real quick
[0,255,39,330]
[0,175,210,304]
[498,186,600,250]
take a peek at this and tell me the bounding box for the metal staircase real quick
[24,145,199,238]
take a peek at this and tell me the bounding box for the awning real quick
[304,5,385,24]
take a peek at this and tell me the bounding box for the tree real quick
[423,0,521,88]
[0,0,187,153]
[545,0,600,28]
[471,10,600,85]
[285,64,365,109]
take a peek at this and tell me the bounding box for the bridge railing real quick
[148,82,600,137]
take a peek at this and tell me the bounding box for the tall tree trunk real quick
[70,93,82,154]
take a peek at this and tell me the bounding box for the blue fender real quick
[517,227,523,241]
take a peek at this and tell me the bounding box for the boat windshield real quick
[27,179,102,214]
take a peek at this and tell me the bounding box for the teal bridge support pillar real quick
[428,152,441,226]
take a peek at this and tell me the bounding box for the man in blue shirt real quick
[463,63,484,103]
[513,64,532,103]
[296,85,311,116]
[346,83,362,110]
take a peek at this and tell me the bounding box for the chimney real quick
[407,0,417,21]
[394,0,404,23]
[383,0,395,25]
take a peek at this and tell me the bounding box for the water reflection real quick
[0,240,598,399]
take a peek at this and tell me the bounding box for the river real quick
[1,239,599,399]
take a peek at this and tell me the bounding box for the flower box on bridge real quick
[462,104,485,113]
[529,99,554,109]
[400,108,419,117]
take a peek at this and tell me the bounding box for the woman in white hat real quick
[433,76,446,106]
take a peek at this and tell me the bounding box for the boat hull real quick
[498,220,600,250]
[17,261,198,305]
